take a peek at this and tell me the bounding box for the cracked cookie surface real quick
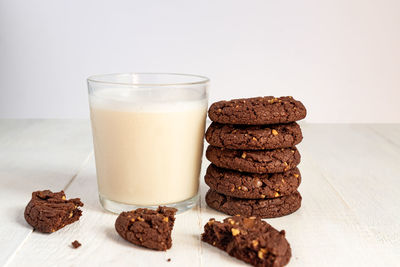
[206,146,300,174]
[208,96,306,125]
[205,164,301,199]
[115,206,177,251]
[205,189,301,218]
[24,190,83,233]
[202,215,291,267]
[206,122,302,150]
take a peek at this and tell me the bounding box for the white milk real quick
[89,89,207,205]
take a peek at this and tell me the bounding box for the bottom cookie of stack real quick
[205,189,302,219]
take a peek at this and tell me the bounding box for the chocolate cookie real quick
[205,164,301,199]
[205,189,302,218]
[24,190,83,233]
[202,215,291,267]
[205,122,302,150]
[115,206,177,251]
[208,96,306,125]
[206,146,301,174]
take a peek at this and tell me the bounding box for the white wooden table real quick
[0,120,399,267]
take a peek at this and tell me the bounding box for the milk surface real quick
[90,88,207,205]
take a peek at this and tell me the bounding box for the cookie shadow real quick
[104,226,154,252]
[192,233,202,242]
[104,226,134,248]
[15,205,33,230]
[201,240,246,265]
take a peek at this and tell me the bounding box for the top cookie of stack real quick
[204,96,306,218]
[208,96,306,126]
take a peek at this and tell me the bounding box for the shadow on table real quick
[14,205,33,230]
[104,225,167,253]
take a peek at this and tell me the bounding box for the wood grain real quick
[0,120,93,266]
[1,120,399,266]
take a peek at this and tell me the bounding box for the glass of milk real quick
[87,73,209,213]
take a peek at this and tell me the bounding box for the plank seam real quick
[3,231,33,267]
[301,150,376,241]
[63,151,93,191]
[4,151,93,267]
[366,125,400,149]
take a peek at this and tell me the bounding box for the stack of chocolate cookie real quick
[204,96,307,218]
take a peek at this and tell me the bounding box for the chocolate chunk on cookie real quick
[206,146,300,174]
[208,96,306,125]
[24,190,83,233]
[205,164,301,199]
[206,189,301,218]
[115,206,177,251]
[202,215,291,267]
[205,122,302,150]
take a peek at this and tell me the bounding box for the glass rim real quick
[87,72,210,87]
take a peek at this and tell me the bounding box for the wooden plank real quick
[367,124,400,148]
[8,157,203,267]
[199,146,391,266]
[0,119,93,266]
[299,123,400,262]
[3,122,400,266]
[199,123,400,266]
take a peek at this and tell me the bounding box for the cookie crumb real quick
[72,240,81,249]
[167,258,171,262]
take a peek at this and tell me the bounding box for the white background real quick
[0,0,399,122]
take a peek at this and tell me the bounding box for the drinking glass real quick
[87,73,209,213]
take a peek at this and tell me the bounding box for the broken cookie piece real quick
[24,190,83,233]
[115,206,177,251]
[202,215,291,267]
